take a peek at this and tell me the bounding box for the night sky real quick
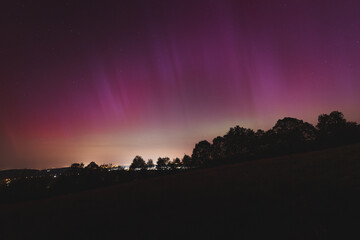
[1,0,360,169]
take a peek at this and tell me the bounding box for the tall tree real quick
[317,111,359,146]
[156,157,170,170]
[211,136,226,164]
[270,117,317,154]
[224,126,255,162]
[182,154,193,168]
[191,140,212,167]
[130,156,146,170]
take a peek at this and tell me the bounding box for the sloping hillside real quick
[1,143,360,239]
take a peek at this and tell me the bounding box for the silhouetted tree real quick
[146,159,154,169]
[269,117,317,154]
[157,157,170,170]
[223,126,255,162]
[317,111,346,131]
[192,140,212,167]
[130,156,146,170]
[210,136,226,164]
[316,111,359,146]
[86,161,99,170]
[71,163,84,169]
[253,130,269,158]
[182,154,193,168]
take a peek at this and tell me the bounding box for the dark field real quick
[2,143,360,239]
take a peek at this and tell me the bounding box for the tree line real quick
[1,110,359,203]
[129,111,360,170]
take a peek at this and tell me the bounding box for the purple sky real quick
[1,0,360,169]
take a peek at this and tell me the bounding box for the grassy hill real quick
[1,143,360,239]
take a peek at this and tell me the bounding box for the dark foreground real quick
[1,144,360,239]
